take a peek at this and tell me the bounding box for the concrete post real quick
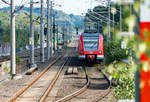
[10,0,16,78]
[56,24,58,51]
[108,0,110,42]
[47,0,50,60]
[40,0,45,62]
[120,5,122,32]
[62,26,65,48]
[113,13,114,34]
[50,1,53,56]
[53,15,55,52]
[107,18,109,42]
[30,0,35,67]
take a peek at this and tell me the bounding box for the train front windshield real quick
[83,33,99,51]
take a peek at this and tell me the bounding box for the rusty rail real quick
[56,80,90,102]
[7,55,63,102]
[56,63,111,102]
[39,57,70,102]
[91,68,111,102]
[55,63,90,102]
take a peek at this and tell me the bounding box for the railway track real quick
[39,57,72,102]
[91,67,111,102]
[4,45,112,102]
[56,62,111,102]
[0,48,51,74]
[56,63,90,102]
[0,47,50,63]
[7,54,70,102]
[0,48,39,62]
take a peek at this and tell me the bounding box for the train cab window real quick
[82,33,99,51]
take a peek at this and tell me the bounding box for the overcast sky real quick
[0,0,137,15]
[0,0,106,15]
[140,0,150,22]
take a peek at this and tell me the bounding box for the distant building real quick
[0,42,10,56]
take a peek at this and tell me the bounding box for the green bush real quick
[104,41,128,64]
[105,61,136,99]
[3,66,9,72]
[114,76,135,99]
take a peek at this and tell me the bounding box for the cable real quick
[1,0,10,5]
[18,0,24,7]
[91,11,119,24]
[16,0,29,12]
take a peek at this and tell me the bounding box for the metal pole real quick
[24,26,26,48]
[47,0,50,60]
[0,21,1,34]
[76,27,78,35]
[40,0,44,62]
[62,26,65,48]
[107,18,109,42]
[53,15,55,52]
[107,0,110,42]
[97,22,99,33]
[108,0,110,41]
[30,0,35,67]
[120,5,122,32]
[56,24,58,51]
[65,23,67,47]
[67,27,69,44]
[100,19,102,33]
[18,25,21,49]
[10,0,16,78]
[130,4,132,15]
[50,1,53,56]
[113,13,114,34]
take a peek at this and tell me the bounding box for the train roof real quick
[82,33,102,37]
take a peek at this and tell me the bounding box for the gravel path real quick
[55,60,117,102]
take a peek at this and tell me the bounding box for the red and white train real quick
[78,33,104,61]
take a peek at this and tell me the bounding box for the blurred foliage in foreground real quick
[104,60,136,99]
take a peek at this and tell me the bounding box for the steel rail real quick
[7,55,63,102]
[91,67,111,102]
[39,57,70,102]
[55,62,90,102]
[56,63,111,102]
[56,81,90,102]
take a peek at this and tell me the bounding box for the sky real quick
[140,0,150,22]
[0,0,137,16]
[0,0,106,15]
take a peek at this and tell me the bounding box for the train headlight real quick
[99,51,102,53]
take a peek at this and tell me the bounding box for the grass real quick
[8,76,12,80]
[104,58,136,99]
[3,66,9,72]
